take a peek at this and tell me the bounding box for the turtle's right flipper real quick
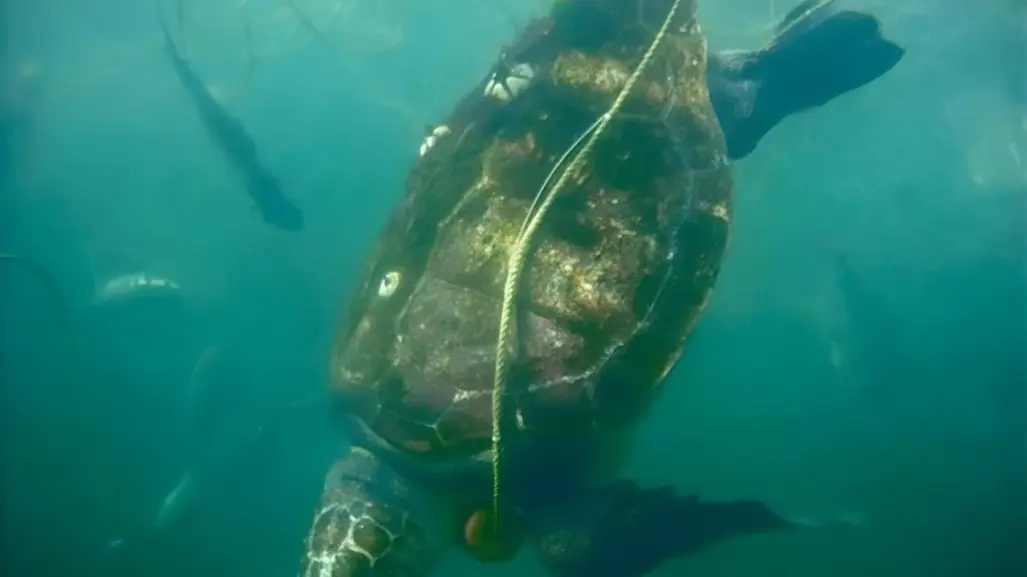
[528,480,796,577]
[758,0,905,111]
[708,0,904,159]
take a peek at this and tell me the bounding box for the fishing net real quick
[157,0,408,103]
[173,0,407,57]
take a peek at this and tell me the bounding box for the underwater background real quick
[1,0,1024,576]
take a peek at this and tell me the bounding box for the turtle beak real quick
[301,447,444,577]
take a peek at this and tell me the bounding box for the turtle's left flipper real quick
[528,480,796,577]
[708,0,905,159]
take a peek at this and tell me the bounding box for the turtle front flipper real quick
[527,480,795,577]
[301,447,449,577]
[708,0,905,159]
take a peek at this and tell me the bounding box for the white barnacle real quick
[418,136,435,157]
[378,271,401,298]
[483,63,536,103]
[418,124,451,158]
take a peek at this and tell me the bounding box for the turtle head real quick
[301,447,445,577]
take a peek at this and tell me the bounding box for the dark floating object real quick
[157,1,304,231]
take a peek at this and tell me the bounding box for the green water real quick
[1,1,1023,576]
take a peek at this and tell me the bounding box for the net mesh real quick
[157,0,408,103]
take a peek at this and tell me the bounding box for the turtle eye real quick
[378,271,402,298]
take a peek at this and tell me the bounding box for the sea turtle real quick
[304,1,903,577]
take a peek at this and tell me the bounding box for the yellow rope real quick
[490,0,686,532]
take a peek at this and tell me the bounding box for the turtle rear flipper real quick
[528,480,795,577]
[709,0,905,159]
